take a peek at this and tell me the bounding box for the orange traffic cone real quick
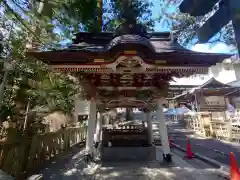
[230,152,240,180]
[185,139,194,159]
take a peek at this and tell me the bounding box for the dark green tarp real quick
[198,3,231,43]
[179,0,218,16]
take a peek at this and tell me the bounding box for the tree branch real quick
[2,0,43,44]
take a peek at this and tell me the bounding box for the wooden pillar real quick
[126,108,133,121]
[157,98,171,163]
[224,96,233,141]
[209,113,214,136]
[199,113,206,137]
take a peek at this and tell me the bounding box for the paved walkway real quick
[95,160,223,180]
[167,121,240,166]
[36,144,225,180]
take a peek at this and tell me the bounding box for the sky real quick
[56,0,235,54]
[5,0,235,54]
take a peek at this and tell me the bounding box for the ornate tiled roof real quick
[199,77,231,88]
[26,22,232,65]
[172,77,236,100]
[106,35,155,51]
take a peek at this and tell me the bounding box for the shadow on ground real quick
[36,143,94,180]
[32,142,225,180]
[28,120,230,180]
[95,161,223,180]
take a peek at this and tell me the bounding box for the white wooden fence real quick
[184,112,240,143]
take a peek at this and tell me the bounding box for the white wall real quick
[74,99,90,122]
[170,75,210,86]
[208,63,237,84]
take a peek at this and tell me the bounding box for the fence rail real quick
[0,126,86,178]
[184,114,240,142]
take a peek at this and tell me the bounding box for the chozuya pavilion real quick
[27,20,230,163]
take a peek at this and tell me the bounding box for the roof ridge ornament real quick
[114,21,148,38]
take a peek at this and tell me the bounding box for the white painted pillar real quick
[146,111,153,145]
[86,99,97,154]
[104,114,110,125]
[73,98,80,123]
[157,98,172,162]
[95,112,103,143]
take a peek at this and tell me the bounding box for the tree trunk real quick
[17,0,47,177]
[18,111,36,178]
[97,0,103,32]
